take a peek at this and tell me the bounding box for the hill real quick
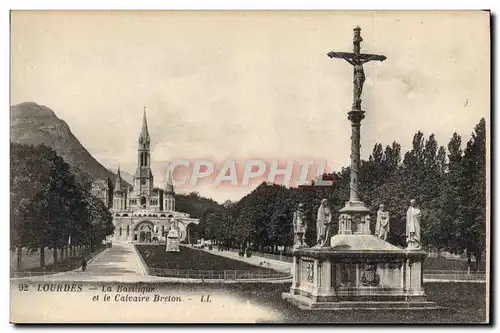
[108,168,134,185]
[10,102,129,189]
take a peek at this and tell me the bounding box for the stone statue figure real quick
[406,199,421,249]
[166,217,180,252]
[375,204,390,241]
[365,215,371,233]
[351,61,366,108]
[316,199,332,246]
[152,223,159,243]
[327,53,386,110]
[292,203,308,248]
[167,217,178,234]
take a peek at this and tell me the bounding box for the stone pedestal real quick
[338,200,371,235]
[166,229,180,252]
[283,234,439,310]
[284,26,441,312]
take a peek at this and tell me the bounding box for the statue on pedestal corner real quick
[375,204,390,241]
[406,199,421,249]
[166,217,180,239]
[293,203,308,248]
[153,223,159,242]
[316,198,332,247]
[166,217,180,252]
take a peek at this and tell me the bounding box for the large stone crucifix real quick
[327,26,387,235]
[327,26,386,111]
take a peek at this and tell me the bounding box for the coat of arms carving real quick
[361,263,380,286]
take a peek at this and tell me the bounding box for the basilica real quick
[93,110,199,244]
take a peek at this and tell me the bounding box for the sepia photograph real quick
[9,10,490,323]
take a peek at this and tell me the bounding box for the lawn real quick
[135,245,289,278]
[232,281,488,323]
[425,257,486,271]
[91,281,486,323]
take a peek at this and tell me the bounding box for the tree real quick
[456,118,486,269]
[153,119,487,261]
[10,143,116,270]
[432,133,463,255]
[11,144,57,268]
[419,134,446,248]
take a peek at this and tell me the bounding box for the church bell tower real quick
[134,107,154,204]
[113,166,126,211]
[164,167,175,212]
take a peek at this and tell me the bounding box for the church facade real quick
[105,110,199,244]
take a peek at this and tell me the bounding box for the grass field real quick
[237,282,487,323]
[95,281,485,323]
[424,257,486,271]
[134,244,486,322]
[136,245,288,278]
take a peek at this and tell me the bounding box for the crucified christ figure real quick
[327,27,386,110]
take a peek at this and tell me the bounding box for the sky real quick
[10,11,490,203]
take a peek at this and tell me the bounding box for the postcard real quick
[10,10,490,323]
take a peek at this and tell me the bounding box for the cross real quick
[327,26,386,111]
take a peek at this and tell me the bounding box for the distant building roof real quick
[91,179,108,189]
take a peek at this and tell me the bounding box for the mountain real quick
[108,168,134,185]
[10,102,130,189]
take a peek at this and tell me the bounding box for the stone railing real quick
[423,270,486,281]
[146,268,291,280]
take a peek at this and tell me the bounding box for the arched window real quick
[119,227,122,236]
[127,225,130,236]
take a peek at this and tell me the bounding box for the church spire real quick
[164,166,175,211]
[135,107,153,195]
[165,166,174,194]
[114,165,122,193]
[140,106,149,141]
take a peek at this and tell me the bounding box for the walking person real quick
[81,258,87,272]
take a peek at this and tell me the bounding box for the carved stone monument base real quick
[166,237,180,252]
[166,229,180,252]
[338,200,371,235]
[407,241,421,251]
[293,243,309,250]
[282,235,439,310]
